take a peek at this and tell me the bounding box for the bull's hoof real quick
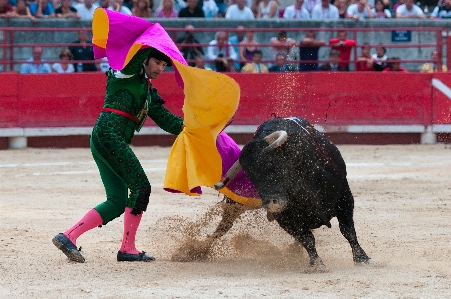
[355,258,373,266]
[304,259,329,274]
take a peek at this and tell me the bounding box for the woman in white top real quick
[257,0,278,18]
[52,48,75,73]
[371,0,391,18]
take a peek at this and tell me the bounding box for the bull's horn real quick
[213,159,242,190]
[263,130,288,152]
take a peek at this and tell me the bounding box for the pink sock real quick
[63,209,103,246]
[119,207,143,254]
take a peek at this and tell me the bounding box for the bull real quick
[212,117,371,272]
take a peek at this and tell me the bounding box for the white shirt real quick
[225,4,255,19]
[283,5,310,19]
[395,4,424,17]
[371,7,391,18]
[346,3,371,19]
[302,0,320,15]
[311,3,339,19]
[202,0,218,18]
[206,40,238,61]
[52,63,75,73]
[259,0,278,19]
[74,3,99,20]
[107,5,132,15]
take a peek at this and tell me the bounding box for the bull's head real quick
[215,130,289,213]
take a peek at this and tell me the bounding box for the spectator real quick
[372,0,391,18]
[154,0,178,17]
[283,0,310,18]
[269,52,296,72]
[355,44,375,71]
[229,25,246,71]
[202,0,219,17]
[225,0,255,19]
[100,0,110,9]
[178,0,205,17]
[346,0,374,20]
[194,54,212,70]
[395,0,425,18]
[238,29,260,67]
[329,30,356,70]
[241,50,268,73]
[132,0,152,17]
[99,57,110,72]
[52,48,75,73]
[335,0,350,18]
[0,0,14,18]
[13,0,37,22]
[74,0,99,20]
[173,0,186,12]
[311,0,339,19]
[108,0,132,15]
[299,30,325,71]
[319,49,347,71]
[383,57,408,72]
[34,0,55,18]
[269,30,296,63]
[69,30,99,72]
[257,0,278,18]
[20,46,52,74]
[55,0,80,18]
[430,0,451,18]
[371,44,387,71]
[303,0,320,16]
[420,50,447,72]
[215,0,227,16]
[393,0,403,12]
[206,31,238,72]
[176,24,204,66]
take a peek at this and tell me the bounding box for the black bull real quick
[212,117,371,272]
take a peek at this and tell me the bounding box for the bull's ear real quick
[263,130,288,152]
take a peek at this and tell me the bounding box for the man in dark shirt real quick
[176,24,204,67]
[269,53,295,72]
[319,50,347,71]
[69,30,99,72]
[299,30,325,72]
[178,0,205,17]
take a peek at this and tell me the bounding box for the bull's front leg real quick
[296,229,328,273]
[207,196,247,242]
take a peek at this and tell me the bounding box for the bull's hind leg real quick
[336,183,371,264]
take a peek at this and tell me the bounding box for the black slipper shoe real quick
[52,233,85,263]
[117,251,155,262]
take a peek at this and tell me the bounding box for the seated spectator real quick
[155,0,179,17]
[269,30,296,63]
[334,0,350,18]
[346,0,374,20]
[194,55,212,70]
[396,0,424,18]
[372,0,391,18]
[371,44,387,71]
[206,31,238,72]
[55,0,80,18]
[257,0,278,18]
[69,30,99,72]
[311,0,339,19]
[215,0,227,16]
[269,52,296,72]
[299,30,324,71]
[225,0,255,19]
[132,0,152,17]
[173,0,186,12]
[383,57,408,72]
[176,24,204,66]
[229,25,246,71]
[283,0,310,18]
[34,0,55,18]
[74,0,98,20]
[52,48,75,73]
[420,50,448,72]
[100,0,110,8]
[178,0,205,17]
[303,0,320,16]
[393,0,403,11]
[239,29,260,67]
[108,0,132,15]
[202,0,219,17]
[0,0,14,18]
[99,57,110,72]
[319,49,347,71]
[355,44,374,71]
[20,46,52,74]
[329,30,356,70]
[241,50,268,73]
[13,0,37,22]
[430,0,451,18]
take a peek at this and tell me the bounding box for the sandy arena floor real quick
[1,144,451,298]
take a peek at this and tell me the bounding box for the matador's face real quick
[143,57,167,79]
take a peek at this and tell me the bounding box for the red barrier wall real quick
[2,72,451,130]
